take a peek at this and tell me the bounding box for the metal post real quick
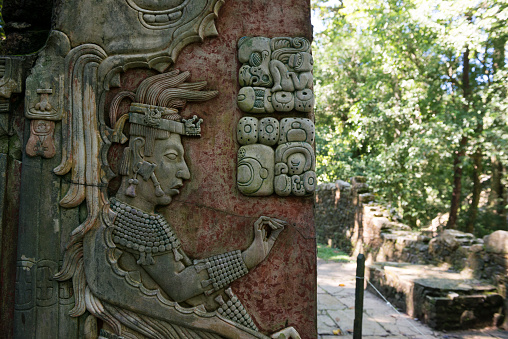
[353,253,365,339]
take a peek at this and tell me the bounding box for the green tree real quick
[313,0,508,232]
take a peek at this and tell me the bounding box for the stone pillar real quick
[0,57,25,339]
[3,0,316,338]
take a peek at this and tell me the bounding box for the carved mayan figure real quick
[55,71,301,339]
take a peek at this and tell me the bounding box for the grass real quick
[317,243,351,262]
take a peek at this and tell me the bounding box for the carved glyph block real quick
[274,142,316,196]
[237,36,314,114]
[24,31,69,121]
[236,117,316,196]
[272,91,294,112]
[237,117,259,145]
[279,117,315,144]
[237,144,274,196]
[295,89,314,112]
[26,120,56,158]
[237,87,274,113]
[258,118,279,146]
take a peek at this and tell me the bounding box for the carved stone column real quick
[3,0,316,338]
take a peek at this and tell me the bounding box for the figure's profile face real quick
[142,133,190,206]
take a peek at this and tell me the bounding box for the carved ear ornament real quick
[129,103,202,137]
[126,160,162,198]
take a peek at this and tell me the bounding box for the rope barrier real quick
[365,277,431,338]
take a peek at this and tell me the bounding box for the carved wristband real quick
[195,250,248,295]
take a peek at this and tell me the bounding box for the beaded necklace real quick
[109,197,183,265]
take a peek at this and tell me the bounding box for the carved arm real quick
[288,72,312,91]
[142,249,249,303]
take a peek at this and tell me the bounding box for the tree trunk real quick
[447,47,470,230]
[447,136,468,229]
[489,34,507,228]
[466,148,482,233]
[489,157,502,212]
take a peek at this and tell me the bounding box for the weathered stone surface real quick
[438,229,476,250]
[258,117,279,146]
[237,116,259,145]
[315,182,355,252]
[367,262,503,330]
[237,36,313,114]
[484,230,508,254]
[237,144,274,196]
[316,179,507,332]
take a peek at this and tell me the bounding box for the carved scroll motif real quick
[237,37,314,114]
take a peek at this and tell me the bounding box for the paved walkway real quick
[317,258,508,339]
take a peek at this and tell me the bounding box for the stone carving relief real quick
[235,36,315,198]
[0,56,25,136]
[15,259,62,310]
[54,71,300,339]
[25,120,57,158]
[0,57,24,100]
[236,117,316,197]
[237,37,314,114]
[55,0,224,64]
[237,144,274,196]
[12,1,307,337]
[24,31,69,158]
[274,142,316,197]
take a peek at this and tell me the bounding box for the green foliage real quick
[313,0,508,230]
[0,0,4,40]
[317,243,351,262]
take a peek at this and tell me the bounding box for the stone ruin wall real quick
[314,177,369,254]
[316,178,508,329]
[316,178,507,283]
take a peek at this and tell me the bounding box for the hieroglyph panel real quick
[237,37,314,114]
[237,117,316,196]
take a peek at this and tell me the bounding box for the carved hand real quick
[271,326,301,339]
[242,216,286,270]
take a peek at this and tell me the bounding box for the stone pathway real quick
[317,258,508,339]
